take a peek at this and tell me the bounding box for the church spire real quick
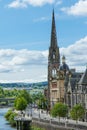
[50,9,58,48]
[48,9,60,64]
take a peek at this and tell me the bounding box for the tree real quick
[36,93,48,110]
[18,90,32,104]
[51,102,68,122]
[14,97,27,111]
[70,104,85,123]
[0,87,4,98]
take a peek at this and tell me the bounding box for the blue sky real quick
[0,0,87,83]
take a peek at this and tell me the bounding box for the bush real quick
[5,109,17,127]
[9,112,17,126]
[5,109,13,120]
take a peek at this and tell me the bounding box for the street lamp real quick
[52,97,54,107]
[38,107,40,121]
[31,104,33,117]
[29,103,32,117]
[76,80,78,104]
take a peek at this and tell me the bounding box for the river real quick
[0,108,16,130]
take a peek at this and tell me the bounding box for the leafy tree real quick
[51,102,68,122]
[14,97,27,111]
[38,97,48,110]
[18,90,32,104]
[34,93,48,110]
[0,87,4,98]
[70,104,85,123]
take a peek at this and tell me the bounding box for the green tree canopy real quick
[70,104,85,122]
[18,90,32,104]
[37,96,48,110]
[51,102,68,120]
[14,97,27,111]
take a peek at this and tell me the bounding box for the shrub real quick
[9,112,17,126]
[5,109,13,121]
[5,109,17,127]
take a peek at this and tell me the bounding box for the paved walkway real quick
[24,108,87,127]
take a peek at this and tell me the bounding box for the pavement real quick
[24,108,87,127]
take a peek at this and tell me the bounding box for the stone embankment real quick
[32,117,87,130]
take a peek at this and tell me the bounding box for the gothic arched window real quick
[53,51,56,60]
[52,68,57,77]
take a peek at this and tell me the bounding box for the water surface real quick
[0,108,16,130]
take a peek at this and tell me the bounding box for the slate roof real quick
[60,63,69,71]
[78,69,87,85]
[64,72,82,91]
[69,78,77,92]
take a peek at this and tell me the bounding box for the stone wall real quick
[32,118,87,130]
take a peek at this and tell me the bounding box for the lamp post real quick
[38,107,40,121]
[29,103,32,117]
[76,81,78,104]
[52,97,54,107]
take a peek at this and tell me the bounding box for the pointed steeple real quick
[48,9,60,64]
[50,9,58,48]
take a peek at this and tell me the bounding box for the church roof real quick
[78,68,87,85]
[50,9,58,48]
[60,63,69,71]
[69,78,77,92]
[64,72,82,91]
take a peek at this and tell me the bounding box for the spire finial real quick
[62,55,66,64]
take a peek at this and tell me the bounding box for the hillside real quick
[0,81,48,89]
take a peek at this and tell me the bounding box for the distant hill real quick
[0,81,48,89]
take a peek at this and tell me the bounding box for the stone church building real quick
[47,10,87,121]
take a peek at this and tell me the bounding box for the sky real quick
[0,0,87,83]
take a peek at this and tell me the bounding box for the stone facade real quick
[48,10,66,108]
[48,10,70,108]
[48,10,87,121]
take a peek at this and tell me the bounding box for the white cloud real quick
[0,49,48,73]
[0,36,87,82]
[33,16,50,22]
[61,0,87,16]
[60,36,87,71]
[7,0,55,8]
[8,0,27,8]
[55,0,62,5]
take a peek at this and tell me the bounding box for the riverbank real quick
[0,108,16,130]
[2,107,87,130]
